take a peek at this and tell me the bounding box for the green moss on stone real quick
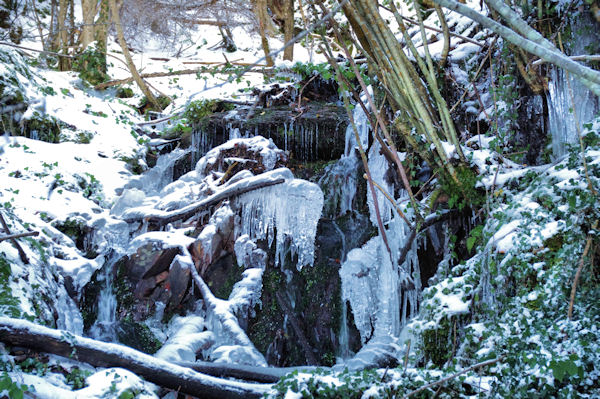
[117,318,162,354]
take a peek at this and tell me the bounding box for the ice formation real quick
[237,168,324,269]
[366,139,394,225]
[548,19,600,159]
[344,104,369,158]
[89,255,118,342]
[340,196,420,343]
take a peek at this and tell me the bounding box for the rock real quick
[166,256,191,310]
[126,242,180,282]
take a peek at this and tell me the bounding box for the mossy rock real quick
[422,316,460,367]
[116,86,135,98]
[20,112,61,143]
[116,318,162,354]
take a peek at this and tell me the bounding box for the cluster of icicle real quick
[236,168,324,270]
[339,103,421,344]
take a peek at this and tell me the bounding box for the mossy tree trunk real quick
[283,0,294,61]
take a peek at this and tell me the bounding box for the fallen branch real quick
[0,231,39,243]
[568,220,598,320]
[175,360,319,383]
[95,64,269,90]
[122,176,285,226]
[188,256,267,366]
[404,357,503,398]
[275,291,318,365]
[0,212,29,264]
[0,317,269,399]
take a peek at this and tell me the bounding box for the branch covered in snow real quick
[0,317,270,399]
[122,175,286,226]
[433,0,600,96]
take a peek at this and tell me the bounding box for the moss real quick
[80,268,102,330]
[247,268,285,354]
[116,318,162,354]
[20,112,61,143]
[422,316,461,367]
[115,258,135,317]
[116,86,134,98]
[213,265,244,300]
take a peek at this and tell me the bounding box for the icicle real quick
[366,140,393,225]
[237,170,324,269]
[547,19,600,159]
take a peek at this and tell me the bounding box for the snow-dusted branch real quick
[122,175,285,226]
[188,255,267,366]
[404,356,503,397]
[433,0,600,96]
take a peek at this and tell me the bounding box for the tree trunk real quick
[282,0,294,60]
[254,0,274,66]
[108,0,161,110]
[94,0,109,74]
[80,0,97,48]
[0,317,269,399]
[55,0,71,70]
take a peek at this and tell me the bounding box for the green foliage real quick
[138,95,171,113]
[64,367,91,390]
[466,225,484,253]
[18,358,47,376]
[183,99,219,125]
[0,372,32,399]
[116,86,134,98]
[73,43,108,86]
[162,122,192,139]
[20,112,61,143]
[0,254,23,318]
[439,164,483,211]
[76,172,105,206]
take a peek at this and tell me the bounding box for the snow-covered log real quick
[188,258,268,366]
[0,317,270,399]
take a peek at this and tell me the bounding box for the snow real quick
[156,315,214,363]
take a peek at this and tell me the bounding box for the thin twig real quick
[0,41,76,59]
[404,357,503,398]
[568,220,598,320]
